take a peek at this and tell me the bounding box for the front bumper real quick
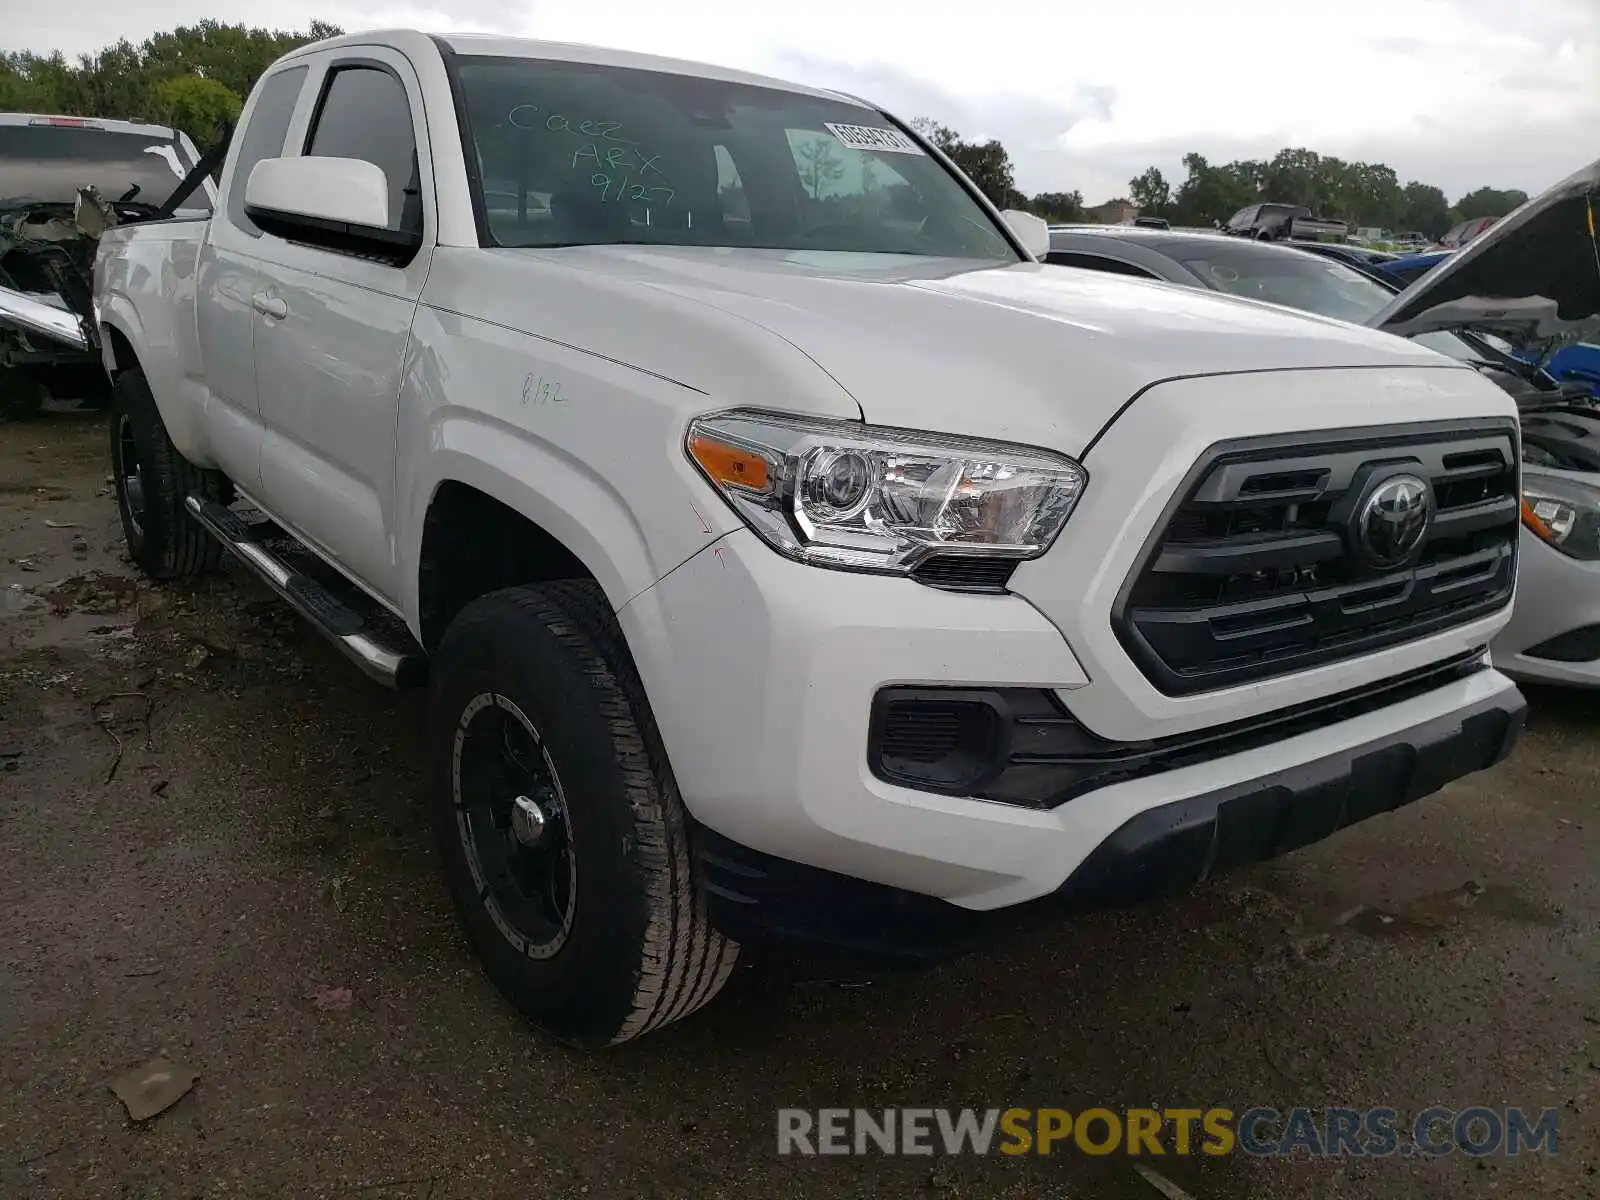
[621,530,1525,915]
[697,680,1522,958]
[1490,529,1600,687]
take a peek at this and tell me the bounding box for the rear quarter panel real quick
[95,219,216,464]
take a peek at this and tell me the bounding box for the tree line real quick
[1124,151,1527,238]
[2,23,1530,237]
[0,20,342,154]
[914,122,1528,236]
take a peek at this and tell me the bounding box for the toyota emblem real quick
[1355,474,1433,569]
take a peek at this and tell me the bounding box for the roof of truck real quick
[282,29,867,106]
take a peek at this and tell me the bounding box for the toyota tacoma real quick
[92,30,1527,1046]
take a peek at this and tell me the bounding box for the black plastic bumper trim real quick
[697,679,1525,959]
[1054,682,1525,910]
[695,827,997,962]
[868,650,1490,808]
[1523,624,1600,663]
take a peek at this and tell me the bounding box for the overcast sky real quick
[6,0,1596,205]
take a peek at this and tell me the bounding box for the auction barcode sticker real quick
[823,122,924,155]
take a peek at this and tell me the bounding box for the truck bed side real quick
[94,218,216,465]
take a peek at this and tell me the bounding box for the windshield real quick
[0,124,209,211]
[452,56,1016,261]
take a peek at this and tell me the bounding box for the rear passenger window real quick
[228,66,307,235]
[1046,250,1160,280]
[305,65,422,235]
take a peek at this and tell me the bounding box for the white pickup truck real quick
[93,29,1527,1046]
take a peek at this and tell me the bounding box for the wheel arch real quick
[96,299,218,467]
[408,447,655,652]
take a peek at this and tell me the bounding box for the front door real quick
[249,48,434,606]
[194,61,313,491]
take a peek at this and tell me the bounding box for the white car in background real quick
[1375,160,1600,686]
[1046,157,1600,686]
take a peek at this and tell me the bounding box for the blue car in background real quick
[1545,343,1600,394]
[1370,250,1453,288]
[1372,250,1600,397]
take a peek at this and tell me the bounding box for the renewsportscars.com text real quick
[777,1106,1560,1158]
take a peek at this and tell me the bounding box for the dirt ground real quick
[1,410,1596,1200]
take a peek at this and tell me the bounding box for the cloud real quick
[772,51,1116,156]
[3,0,1595,205]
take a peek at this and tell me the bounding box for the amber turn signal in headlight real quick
[686,409,1087,574]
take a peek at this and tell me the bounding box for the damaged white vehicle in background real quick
[0,113,216,420]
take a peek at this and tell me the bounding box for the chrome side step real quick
[184,496,426,689]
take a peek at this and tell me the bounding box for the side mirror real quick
[244,156,420,265]
[1001,209,1051,259]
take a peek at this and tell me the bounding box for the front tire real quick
[109,367,229,580]
[428,581,738,1046]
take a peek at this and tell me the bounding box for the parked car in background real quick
[1544,343,1600,395]
[1366,247,1600,400]
[1372,158,1600,683]
[1286,240,1399,269]
[1390,231,1429,251]
[1223,202,1347,241]
[1370,249,1452,288]
[1439,215,1499,249]
[1046,160,1600,686]
[0,113,215,420]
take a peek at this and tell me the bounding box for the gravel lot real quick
[2,410,1596,1199]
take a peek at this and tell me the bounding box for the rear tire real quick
[428,581,738,1046]
[109,367,229,580]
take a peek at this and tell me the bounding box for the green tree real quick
[1032,190,1085,222]
[1454,186,1529,221]
[950,139,1016,207]
[1171,153,1256,226]
[909,117,958,151]
[0,21,339,152]
[1127,167,1171,218]
[1140,148,1488,236]
[1341,162,1403,228]
[1397,182,1451,239]
[909,117,1016,207]
[1260,147,1322,209]
[154,75,242,155]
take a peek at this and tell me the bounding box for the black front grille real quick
[1116,420,1519,695]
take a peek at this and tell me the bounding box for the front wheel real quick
[428,581,738,1046]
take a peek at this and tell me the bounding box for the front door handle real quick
[251,294,288,320]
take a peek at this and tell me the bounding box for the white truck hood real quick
[1372,155,1600,347]
[513,245,1454,454]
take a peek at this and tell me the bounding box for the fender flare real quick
[401,415,658,630]
[96,298,217,467]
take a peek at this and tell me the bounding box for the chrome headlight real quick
[1522,469,1600,560]
[686,410,1087,573]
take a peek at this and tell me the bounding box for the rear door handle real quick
[251,294,288,320]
